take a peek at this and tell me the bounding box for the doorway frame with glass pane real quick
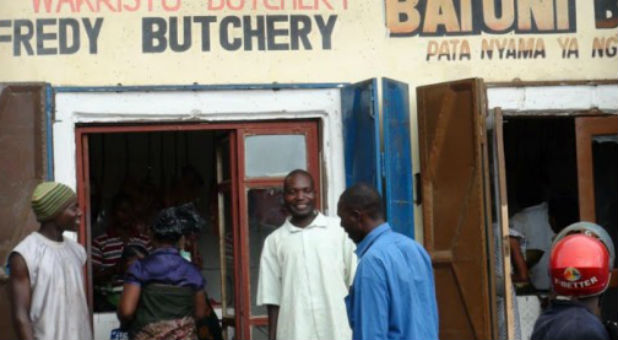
[75,119,321,340]
[236,122,320,339]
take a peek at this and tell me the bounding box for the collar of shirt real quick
[355,222,391,257]
[550,299,598,315]
[283,212,328,233]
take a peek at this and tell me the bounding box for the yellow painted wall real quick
[1,0,617,237]
[1,1,616,86]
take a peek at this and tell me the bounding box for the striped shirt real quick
[92,232,151,288]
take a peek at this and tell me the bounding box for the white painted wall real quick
[55,87,347,340]
[487,84,618,114]
[54,88,346,215]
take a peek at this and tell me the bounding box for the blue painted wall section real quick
[383,78,415,238]
[45,84,54,180]
[341,79,382,194]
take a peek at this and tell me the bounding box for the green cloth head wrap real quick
[31,182,77,222]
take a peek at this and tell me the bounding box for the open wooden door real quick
[417,79,496,340]
[0,84,51,340]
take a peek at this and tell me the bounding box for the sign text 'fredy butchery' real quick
[0,0,346,56]
[0,0,616,60]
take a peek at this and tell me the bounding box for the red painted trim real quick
[235,129,252,339]
[76,123,234,134]
[229,130,246,339]
[75,133,88,246]
[236,119,321,337]
[75,131,94,325]
[75,120,315,134]
[306,121,321,210]
[249,316,269,325]
[242,179,286,186]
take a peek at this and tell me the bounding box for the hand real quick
[512,273,530,284]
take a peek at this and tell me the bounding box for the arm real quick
[342,234,358,287]
[256,237,281,340]
[194,290,210,321]
[193,290,209,339]
[117,283,141,328]
[8,253,34,340]
[509,236,529,283]
[195,290,223,340]
[267,305,279,340]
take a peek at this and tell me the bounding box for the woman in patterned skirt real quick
[117,204,211,340]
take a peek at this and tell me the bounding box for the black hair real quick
[181,164,204,186]
[548,195,579,232]
[339,183,384,220]
[175,202,206,235]
[151,207,183,243]
[111,192,132,212]
[151,203,205,243]
[284,169,315,191]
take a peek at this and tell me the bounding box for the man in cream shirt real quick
[257,169,357,340]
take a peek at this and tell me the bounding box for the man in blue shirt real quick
[338,183,439,340]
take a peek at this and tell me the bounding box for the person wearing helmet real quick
[531,222,616,340]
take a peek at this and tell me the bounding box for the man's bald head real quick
[338,183,384,220]
[284,169,314,191]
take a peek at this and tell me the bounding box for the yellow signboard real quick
[0,0,616,84]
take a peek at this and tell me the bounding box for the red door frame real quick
[235,122,321,338]
[75,120,321,339]
[75,132,94,315]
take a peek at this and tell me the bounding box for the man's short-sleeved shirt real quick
[10,232,93,340]
[345,223,439,340]
[92,232,151,268]
[510,202,555,290]
[531,299,609,340]
[92,231,151,288]
[257,213,357,340]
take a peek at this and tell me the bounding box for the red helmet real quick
[550,234,611,297]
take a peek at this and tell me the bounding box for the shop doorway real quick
[574,116,618,324]
[501,114,617,337]
[501,116,579,338]
[75,120,320,340]
[416,79,618,340]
